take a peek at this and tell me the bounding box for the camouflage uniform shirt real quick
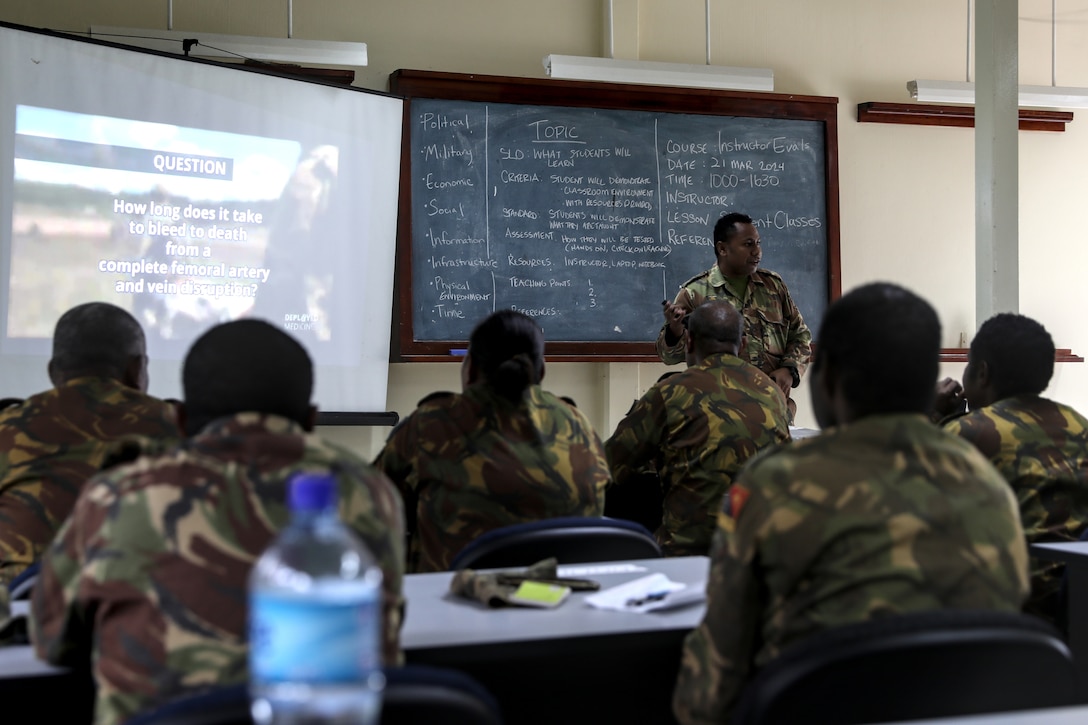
[655,266,812,381]
[30,413,405,725]
[0,376,179,586]
[944,395,1088,622]
[673,414,1029,725]
[605,353,790,556]
[375,384,610,573]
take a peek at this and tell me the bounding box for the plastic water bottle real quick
[249,472,384,724]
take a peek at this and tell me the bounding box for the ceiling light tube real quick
[544,54,773,92]
[89,25,367,66]
[909,79,1088,109]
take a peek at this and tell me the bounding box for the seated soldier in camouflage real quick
[607,300,790,556]
[658,212,811,419]
[673,283,1029,725]
[934,313,1088,624]
[31,320,405,725]
[376,309,610,573]
[0,302,179,586]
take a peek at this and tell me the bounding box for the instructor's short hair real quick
[51,302,145,379]
[714,212,754,244]
[814,282,940,417]
[182,319,312,435]
[971,313,1054,397]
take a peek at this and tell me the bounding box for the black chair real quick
[384,664,503,725]
[733,609,1082,725]
[125,664,503,725]
[126,683,249,725]
[0,666,95,722]
[602,469,665,534]
[449,516,662,571]
[8,561,40,600]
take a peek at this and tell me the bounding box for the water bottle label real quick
[250,591,381,684]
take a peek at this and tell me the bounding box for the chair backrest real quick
[8,562,40,601]
[125,684,249,725]
[733,609,1082,725]
[449,516,662,571]
[384,664,503,725]
[125,665,503,725]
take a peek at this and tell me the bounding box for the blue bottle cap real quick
[288,473,337,512]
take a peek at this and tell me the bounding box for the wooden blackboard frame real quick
[389,69,841,362]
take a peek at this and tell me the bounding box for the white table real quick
[0,645,65,678]
[877,704,1088,725]
[789,425,821,439]
[402,556,707,652]
[402,556,709,724]
[1,557,712,723]
[0,601,66,678]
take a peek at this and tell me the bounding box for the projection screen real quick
[0,22,403,415]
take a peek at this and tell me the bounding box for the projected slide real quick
[0,24,402,412]
[11,105,340,355]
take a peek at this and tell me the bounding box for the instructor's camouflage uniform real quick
[945,395,1088,622]
[673,414,1029,725]
[656,266,811,382]
[0,376,179,585]
[31,413,405,725]
[606,353,790,556]
[376,384,610,573]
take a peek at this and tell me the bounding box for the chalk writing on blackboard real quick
[392,71,839,358]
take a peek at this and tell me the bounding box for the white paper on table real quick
[584,573,705,613]
[557,563,648,577]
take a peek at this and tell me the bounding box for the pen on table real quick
[496,574,600,591]
[449,348,467,357]
[626,590,671,607]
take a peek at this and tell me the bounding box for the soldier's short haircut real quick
[815,282,939,417]
[688,300,743,355]
[182,319,312,435]
[971,313,1054,397]
[51,302,145,379]
[468,310,544,402]
[713,212,754,244]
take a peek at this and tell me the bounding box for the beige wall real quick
[6,0,1088,458]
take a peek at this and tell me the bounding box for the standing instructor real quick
[657,212,812,417]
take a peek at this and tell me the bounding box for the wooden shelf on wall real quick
[401,349,1085,365]
[242,59,355,85]
[857,102,1073,132]
[939,348,1083,363]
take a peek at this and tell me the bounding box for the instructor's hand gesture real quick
[662,300,687,338]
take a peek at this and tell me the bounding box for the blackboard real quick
[391,70,840,361]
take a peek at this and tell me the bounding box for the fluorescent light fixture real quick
[908,79,1088,109]
[544,54,773,92]
[89,25,367,66]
